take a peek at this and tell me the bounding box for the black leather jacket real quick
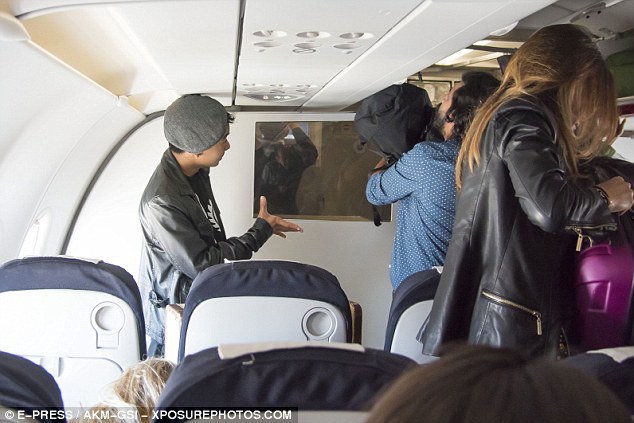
[138,150,272,343]
[419,97,616,358]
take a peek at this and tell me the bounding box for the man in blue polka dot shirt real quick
[366,72,500,290]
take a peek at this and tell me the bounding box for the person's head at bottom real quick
[366,343,632,423]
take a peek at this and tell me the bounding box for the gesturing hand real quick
[257,196,304,238]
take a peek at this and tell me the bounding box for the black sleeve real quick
[144,197,273,279]
[499,108,615,233]
[218,218,274,261]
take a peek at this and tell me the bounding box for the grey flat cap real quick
[164,95,228,154]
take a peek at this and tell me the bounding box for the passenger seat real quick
[177,260,354,361]
[0,256,146,408]
[384,268,441,363]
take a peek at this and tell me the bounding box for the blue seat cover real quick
[0,256,146,354]
[384,268,440,350]
[0,350,65,422]
[155,344,415,421]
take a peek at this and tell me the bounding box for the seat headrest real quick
[217,341,364,359]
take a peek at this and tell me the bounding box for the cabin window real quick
[253,121,391,221]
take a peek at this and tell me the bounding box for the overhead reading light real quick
[297,31,330,39]
[339,32,374,40]
[334,43,361,50]
[253,30,287,38]
[254,41,282,48]
[242,82,317,101]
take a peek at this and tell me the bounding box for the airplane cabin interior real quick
[0,0,633,419]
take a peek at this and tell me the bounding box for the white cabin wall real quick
[66,112,396,349]
[65,117,165,273]
[0,29,144,264]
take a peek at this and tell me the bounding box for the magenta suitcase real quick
[574,241,634,350]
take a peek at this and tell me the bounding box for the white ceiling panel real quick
[19,0,240,111]
[304,0,557,109]
[235,0,425,107]
[6,0,629,114]
[108,1,239,93]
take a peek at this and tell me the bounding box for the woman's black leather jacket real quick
[418,97,616,358]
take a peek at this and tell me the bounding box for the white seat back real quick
[390,300,438,363]
[184,296,347,358]
[178,260,352,361]
[0,256,146,409]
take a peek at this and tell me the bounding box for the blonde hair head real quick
[111,358,175,423]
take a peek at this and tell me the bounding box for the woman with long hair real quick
[418,24,634,358]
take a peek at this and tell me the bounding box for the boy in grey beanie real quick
[138,95,303,356]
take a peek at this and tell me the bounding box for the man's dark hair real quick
[446,71,500,141]
[168,112,235,154]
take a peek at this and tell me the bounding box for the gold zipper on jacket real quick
[481,290,542,335]
[565,223,618,251]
